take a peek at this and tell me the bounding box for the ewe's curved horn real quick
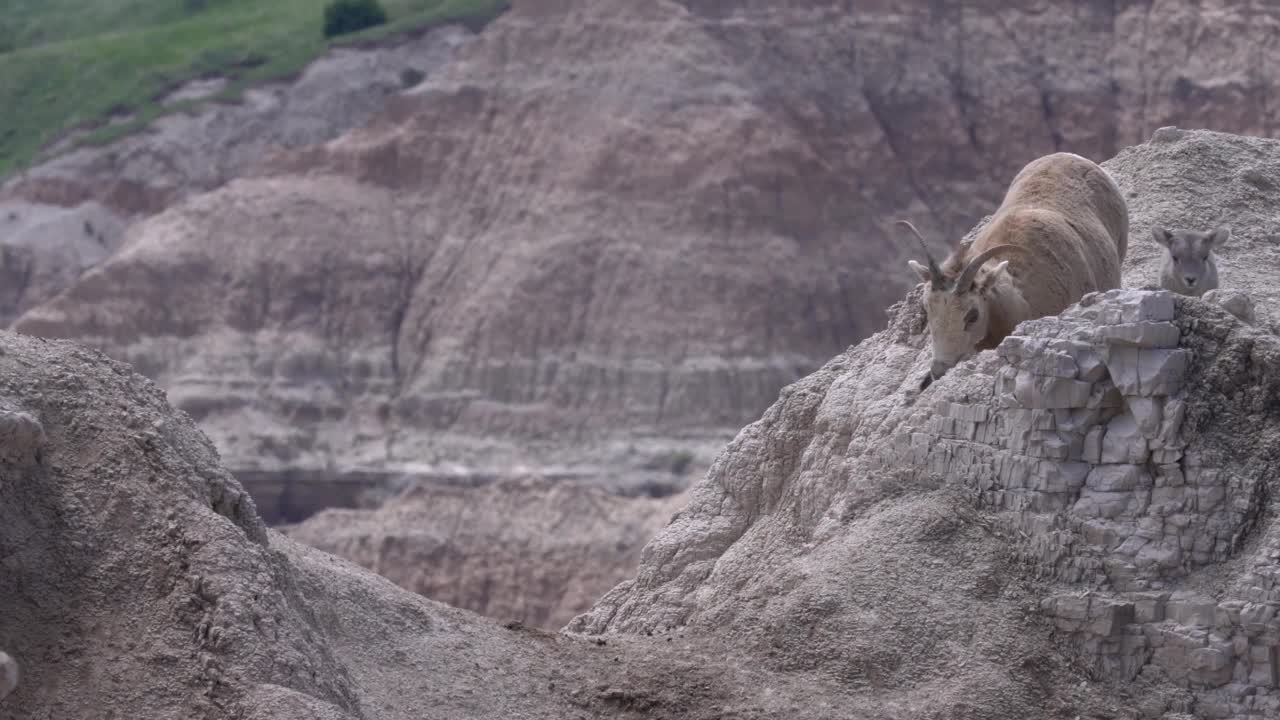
[954,244,1026,293]
[896,220,944,289]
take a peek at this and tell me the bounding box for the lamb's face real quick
[1154,227,1227,293]
[919,284,993,380]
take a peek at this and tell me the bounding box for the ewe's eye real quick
[964,308,980,328]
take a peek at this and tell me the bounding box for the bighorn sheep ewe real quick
[904,152,1128,385]
[1151,226,1226,296]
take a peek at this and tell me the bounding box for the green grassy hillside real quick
[0,0,505,179]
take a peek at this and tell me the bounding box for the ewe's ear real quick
[1151,227,1173,248]
[1208,227,1230,248]
[977,260,1009,292]
[908,260,932,283]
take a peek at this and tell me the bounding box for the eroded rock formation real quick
[242,128,1280,642]
[574,281,1280,718]
[570,128,1280,717]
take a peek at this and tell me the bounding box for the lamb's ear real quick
[908,260,932,283]
[1208,227,1230,248]
[977,260,1009,292]
[1151,227,1173,248]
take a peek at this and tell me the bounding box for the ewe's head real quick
[1153,226,1227,293]
[899,221,1020,383]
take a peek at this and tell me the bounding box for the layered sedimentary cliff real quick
[17,1,1280,488]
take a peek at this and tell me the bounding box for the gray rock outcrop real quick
[574,281,1280,717]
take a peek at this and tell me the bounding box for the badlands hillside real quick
[11,0,1280,639]
[0,24,474,330]
[14,0,1280,498]
[2,128,1280,719]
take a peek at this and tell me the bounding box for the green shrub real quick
[323,0,388,39]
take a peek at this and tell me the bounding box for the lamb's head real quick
[899,221,1020,383]
[1153,226,1227,296]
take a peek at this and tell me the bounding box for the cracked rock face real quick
[575,284,1280,718]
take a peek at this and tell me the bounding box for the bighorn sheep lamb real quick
[904,152,1128,385]
[1151,226,1226,297]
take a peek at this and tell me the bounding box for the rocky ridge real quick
[571,130,1280,718]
